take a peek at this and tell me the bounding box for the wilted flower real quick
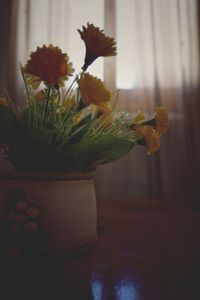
[155,106,168,135]
[78,23,117,71]
[24,44,74,88]
[136,125,160,155]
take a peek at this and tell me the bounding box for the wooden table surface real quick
[0,202,200,299]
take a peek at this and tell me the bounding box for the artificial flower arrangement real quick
[0,23,168,172]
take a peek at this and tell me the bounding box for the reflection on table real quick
[0,202,200,299]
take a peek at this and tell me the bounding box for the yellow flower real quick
[155,106,169,135]
[24,44,74,88]
[136,125,160,155]
[78,23,117,70]
[78,73,111,106]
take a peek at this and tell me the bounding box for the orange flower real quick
[136,125,160,155]
[78,23,117,70]
[24,44,74,88]
[78,73,111,106]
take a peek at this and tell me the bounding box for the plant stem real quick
[20,64,32,127]
[63,74,79,100]
[43,86,51,131]
[51,92,55,129]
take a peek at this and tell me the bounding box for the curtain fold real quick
[95,0,200,205]
[0,0,15,98]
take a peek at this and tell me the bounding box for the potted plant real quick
[0,23,168,255]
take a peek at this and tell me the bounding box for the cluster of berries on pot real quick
[6,189,41,235]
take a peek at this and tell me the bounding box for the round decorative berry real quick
[25,206,41,220]
[15,200,29,213]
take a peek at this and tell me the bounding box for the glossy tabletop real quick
[0,202,200,299]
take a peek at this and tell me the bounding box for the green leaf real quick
[66,124,88,145]
[11,128,51,170]
[59,114,92,148]
[88,134,135,165]
[21,129,49,151]
[0,104,19,143]
[59,133,136,171]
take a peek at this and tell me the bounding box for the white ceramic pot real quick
[0,171,97,255]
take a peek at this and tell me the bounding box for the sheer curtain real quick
[96,0,200,205]
[1,0,200,205]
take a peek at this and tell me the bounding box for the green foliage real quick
[0,104,19,143]
[0,43,142,172]
[0,83,141,172]
[0,26,167,171]
[9,116,137,171]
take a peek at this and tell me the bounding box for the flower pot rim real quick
[3,170,95,181]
